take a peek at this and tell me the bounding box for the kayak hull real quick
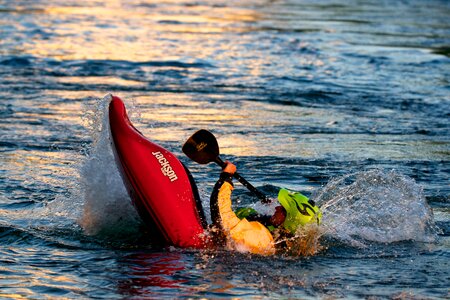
[108,95,208,248]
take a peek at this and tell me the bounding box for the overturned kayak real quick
[108,95,208,248]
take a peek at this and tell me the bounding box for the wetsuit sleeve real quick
[210,172,275,256]
[210,172,234,229]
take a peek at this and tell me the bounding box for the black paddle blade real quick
[182,129,220,165]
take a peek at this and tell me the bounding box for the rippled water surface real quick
[1,0,449,298]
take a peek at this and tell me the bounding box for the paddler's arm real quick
[210,161,237,230]
[210,162,275,256]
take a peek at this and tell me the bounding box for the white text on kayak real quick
[152,151,178,182]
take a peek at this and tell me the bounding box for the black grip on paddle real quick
[215,157,271,204]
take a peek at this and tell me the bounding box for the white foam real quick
[313,169,438,246]
[78,94,142,239]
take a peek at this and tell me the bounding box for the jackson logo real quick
[152,151,178,182]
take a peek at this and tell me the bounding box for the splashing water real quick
[78,94,142,240]
[75,95,439,253]
[313,170,438,247]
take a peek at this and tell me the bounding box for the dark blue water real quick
[1,0,449,298]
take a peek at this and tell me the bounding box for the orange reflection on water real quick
[56,76,145,88]
[129,94,261,156]
[0,293,27,300]
[3,150,77,187]
[0,248,82,299]
[217,134,257,157]
[24,2,261,61]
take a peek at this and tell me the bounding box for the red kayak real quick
[108,95,208,248]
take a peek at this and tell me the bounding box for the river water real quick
[1,0,449,298]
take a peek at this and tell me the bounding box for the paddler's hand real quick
[222,161,237,175]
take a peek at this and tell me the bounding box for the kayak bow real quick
[109,95,208,248]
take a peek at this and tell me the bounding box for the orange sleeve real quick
[217,182,275,256]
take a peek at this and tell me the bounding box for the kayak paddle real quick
[182,129,271,204]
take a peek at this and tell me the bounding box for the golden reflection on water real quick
[133,93,320,157]
[10,0,445,161]
[56,76,145,88]
[0,293,27,300]
[25,2,261,61]
[136,93,258,156]
[0,259,81,299]
[3,150,77,187]
[131,93,450,161]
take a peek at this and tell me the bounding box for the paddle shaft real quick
[215,156,271,204]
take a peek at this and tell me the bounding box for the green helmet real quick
[277,188,322,234]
